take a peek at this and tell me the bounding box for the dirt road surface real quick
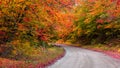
[48,45,120,68]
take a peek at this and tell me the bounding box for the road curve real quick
[48,45,120,68]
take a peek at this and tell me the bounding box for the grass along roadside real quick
[0,46,65,68]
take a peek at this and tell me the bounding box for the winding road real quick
[48,45,120,68]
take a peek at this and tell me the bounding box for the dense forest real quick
[0,0,120,67]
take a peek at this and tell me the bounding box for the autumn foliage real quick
[72,0,120,44]
[0,0,120,66]
[0,0,75,60]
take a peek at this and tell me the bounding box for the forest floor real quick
[0,46,65,68]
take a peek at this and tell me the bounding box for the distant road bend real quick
[48,44,120,68]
